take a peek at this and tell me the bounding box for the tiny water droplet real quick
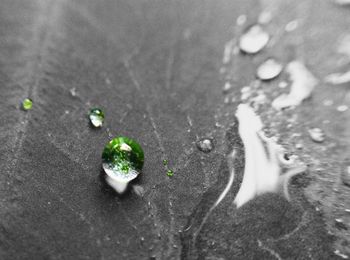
[295,143,303,149]
[70,87,77,97]
[167,170,174,177]
[285,20,299,32]
[308,128,325,143]
[277,82,287,90]
[102,137,144,194]
[239,25,269,54]
[256,58,283,81]
[323,99,333,106]
[337,105,348,112]
[89,108,105,127]
[236,14,247,26]
[222,82,232,93]
[258,10,272,25]
[22,98,33,111]
[196,138,214,153]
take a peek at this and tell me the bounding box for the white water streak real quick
[234,104,306,208]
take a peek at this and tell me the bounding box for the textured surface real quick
[0,0,349,259]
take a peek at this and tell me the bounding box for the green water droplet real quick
[163,159,168,165]
[22,98,33,110]
[167,170,174,177]
[102,136,144,193]
[89,108,104,127]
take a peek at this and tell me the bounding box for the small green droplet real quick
[89,108,104,127]
[22,98,33,111]
[163,159,168,166]
[167,170,174,177]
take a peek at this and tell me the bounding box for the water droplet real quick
[22,98,33,111]
[325,71,350,85]
[236,14,247,26]
[323,99,333,106]
[166,170,174,177]
[285,20,299,32]
[278,81,288,89]
[295,143,303,149]
[222,82,232,93]
[70,87,77,97]
[256,58,283,81]
[337,105,348,112]
[258,10,272,25]
[196,138,214,153]
[308,128,325,143]
[102,137,144,194]
[239,25,269,54]
[89,108,105,127]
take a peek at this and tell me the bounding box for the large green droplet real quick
[102,136,144,193]
[89,108,104,127]
[22,98,33,111]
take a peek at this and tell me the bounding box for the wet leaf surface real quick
[0,0,349,259]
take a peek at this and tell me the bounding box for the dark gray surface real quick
[0,0,348,259]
